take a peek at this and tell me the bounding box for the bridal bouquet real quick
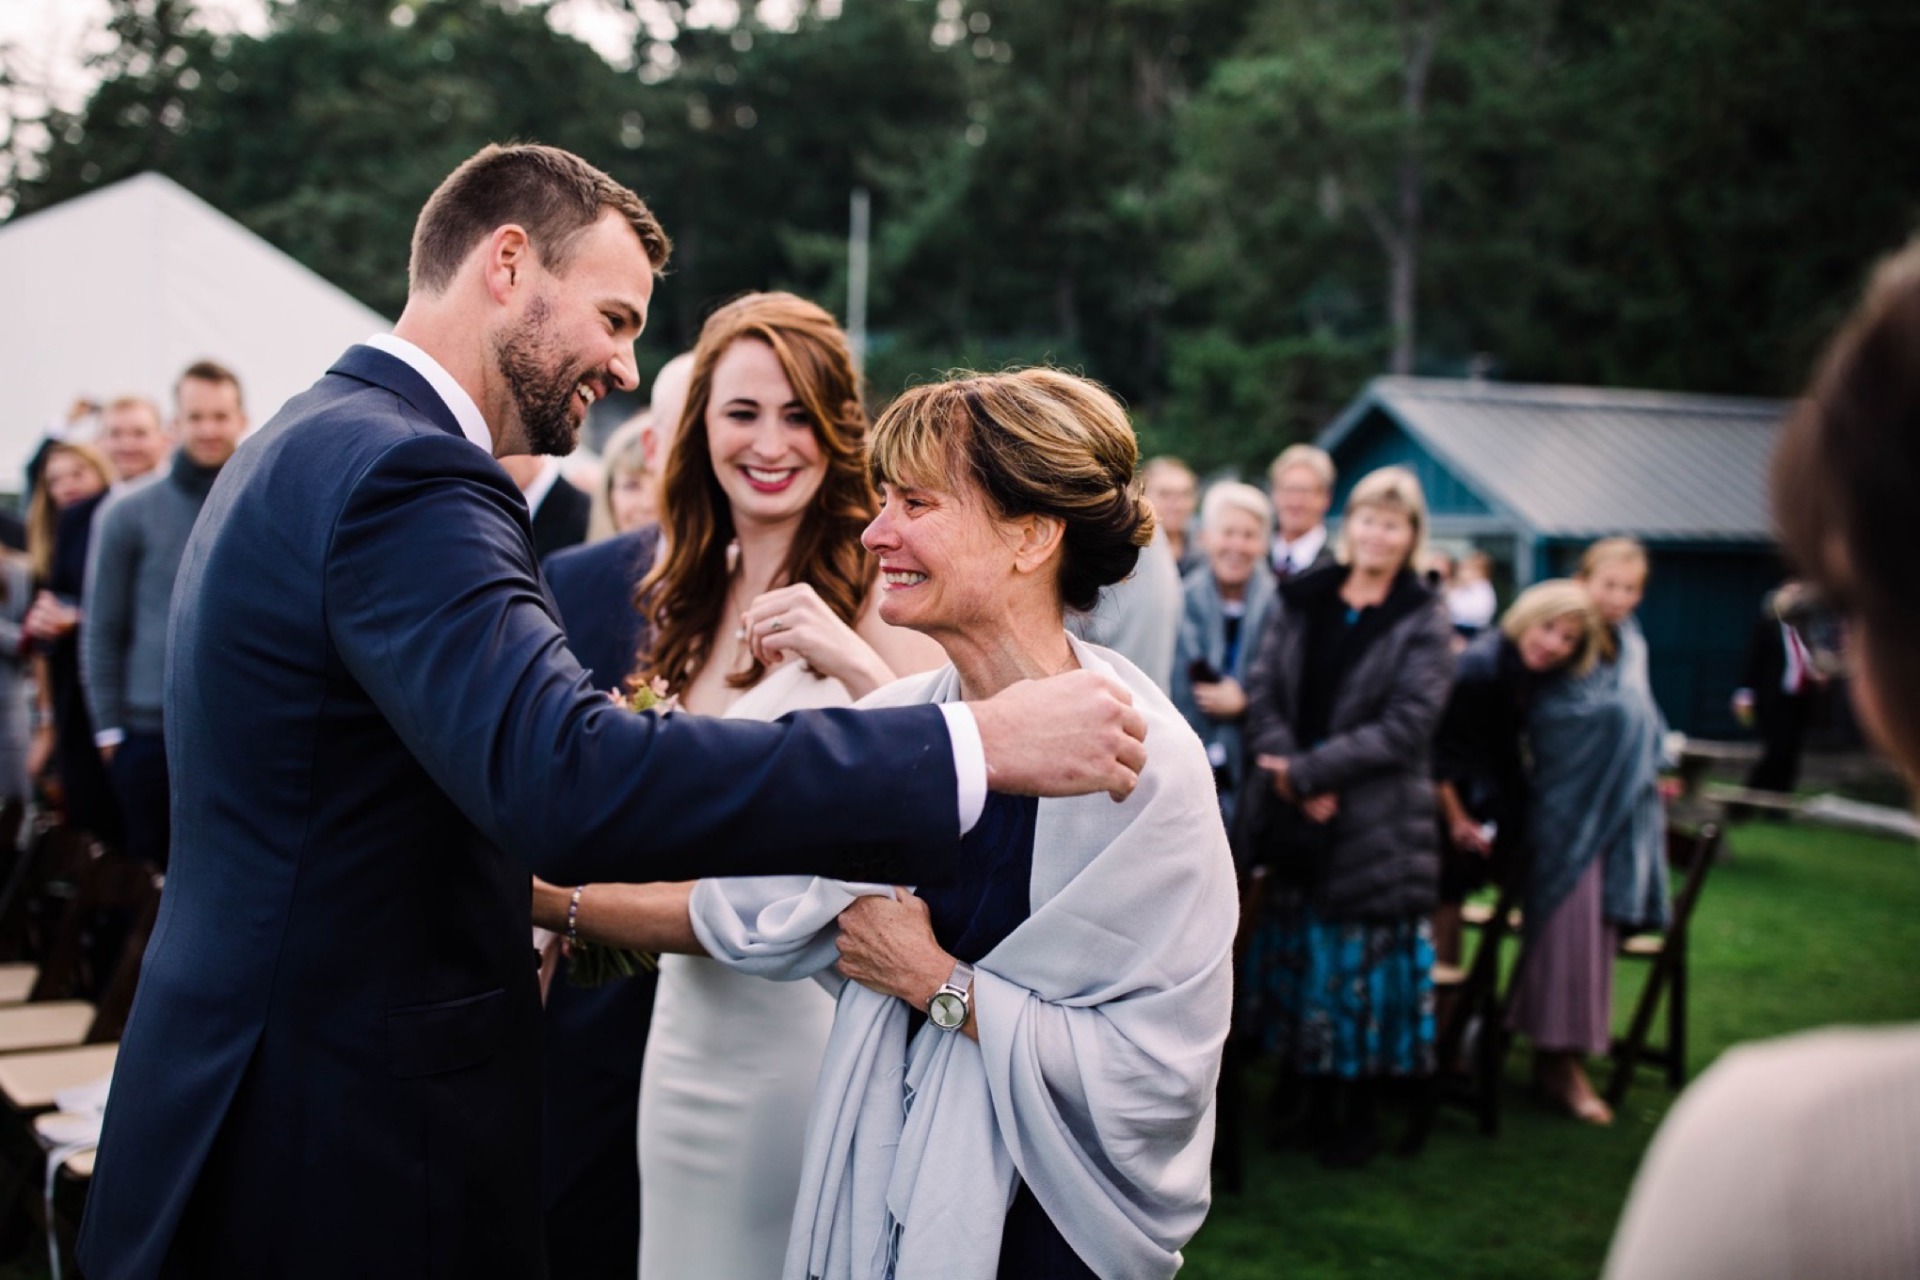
[566,676,676,988]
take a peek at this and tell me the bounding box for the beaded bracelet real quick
[566,885,585,947]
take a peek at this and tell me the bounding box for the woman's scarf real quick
[689,636,1238,1280]
[1526,616,1671,932]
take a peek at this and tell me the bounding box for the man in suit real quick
[78,143,1146,1280]
[536,350,690,1276]
[1268,443,1339,581]
[1732,579,1828,799]
[502,453,593,558]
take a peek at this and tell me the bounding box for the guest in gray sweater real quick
[82,361,248,868]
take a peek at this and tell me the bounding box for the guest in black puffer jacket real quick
[1237,465,1455,1168]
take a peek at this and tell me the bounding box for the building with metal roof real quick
[1316,376,1791,735]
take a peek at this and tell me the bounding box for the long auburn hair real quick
[637,292,876,692]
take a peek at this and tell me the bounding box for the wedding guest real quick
[0,549,35,806]
[1730,579,1827,799]
[585,353,694,545]
[23,442,120,842]
[1172,481,1276,823]
[1447,550,1499,637]
[1238,466,1453,1167]
[1430,580,1603,968]
[1267,443,1337,581]
[77,143,1149,1280]
[1605,234,1920,1280]
[1511,537,1669,1126]
[542,368,1235,1279]
[1067,520,1183,692]
[83,362,248,871]
[97,396,172,492]
[501,452,593,558]
[538,350,693,1278]
[1143,455,1202,574]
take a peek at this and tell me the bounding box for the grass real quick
[1182,820,1920,1279]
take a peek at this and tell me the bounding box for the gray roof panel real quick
[1323,377,1788,541]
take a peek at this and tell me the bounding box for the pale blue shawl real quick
[1526,617,1671,933]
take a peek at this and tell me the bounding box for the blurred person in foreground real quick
[75,142,1149,1280]
[1172,481,1277,825]
[1430,581,1604,970]
[1604,239,1920,1280]
[1239,466,1454,1167]
[1512,538,1669,1125]
[542,368,1235,1279]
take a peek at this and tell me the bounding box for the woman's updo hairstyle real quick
[869,368,1154,612]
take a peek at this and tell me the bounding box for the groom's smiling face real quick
[494,209,655,455]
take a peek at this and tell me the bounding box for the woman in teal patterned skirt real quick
[1239,467,1456,1167]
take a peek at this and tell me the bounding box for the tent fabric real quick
[0,172,390,485]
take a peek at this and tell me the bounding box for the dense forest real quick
[6,0,1919,470]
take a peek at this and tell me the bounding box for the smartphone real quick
[1188,658,1221,685]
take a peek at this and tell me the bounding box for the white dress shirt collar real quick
[518,456,564,517]
[363,333,495,455]
[1274,522,1328,573]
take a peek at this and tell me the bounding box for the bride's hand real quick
[741,583,891,695]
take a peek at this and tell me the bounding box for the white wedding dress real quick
[637,659,845,1279]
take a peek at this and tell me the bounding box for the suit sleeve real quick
[324,434,961,886]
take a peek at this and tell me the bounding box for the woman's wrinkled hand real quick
[834,887,953,1007]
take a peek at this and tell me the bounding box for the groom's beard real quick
[493,295,588,456]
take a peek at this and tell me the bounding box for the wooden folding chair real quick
[1606,821,1723,1109]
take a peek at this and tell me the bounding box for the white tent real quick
[0,172,390,485]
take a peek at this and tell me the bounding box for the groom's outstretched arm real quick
[326,434,1140,887]
[327,432,956,885]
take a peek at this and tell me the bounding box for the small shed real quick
[1317,376,1788,736]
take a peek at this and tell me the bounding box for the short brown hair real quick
[176,359,244,410]
[103,395,162,427]
[869,368,1153,613]
[1775,239,1920,768]
[1576,536,1649,582]
[410,144,671,294]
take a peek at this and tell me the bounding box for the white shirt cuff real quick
[937,702,987,836]
[94,728,125,750]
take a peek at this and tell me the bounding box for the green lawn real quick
[1183,820,1920,1279]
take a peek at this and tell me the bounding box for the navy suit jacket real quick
[530,475,591,561]
[77,346,961,1280]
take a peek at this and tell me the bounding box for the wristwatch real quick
[926,960,974,1032]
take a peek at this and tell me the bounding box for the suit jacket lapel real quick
[327,345,469,443]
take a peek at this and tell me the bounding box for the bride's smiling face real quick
[705,338,825,529]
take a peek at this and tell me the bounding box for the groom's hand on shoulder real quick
[969,670,1147,803]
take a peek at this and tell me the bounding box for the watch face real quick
[928,990,967,1030]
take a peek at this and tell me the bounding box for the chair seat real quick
[1461,902,1522,930]
[0,1044,118,1111]
[0,1002,93,1054]
[1621,934,1666,958]
[0,964,38,1006]
[32,1111,102,1178]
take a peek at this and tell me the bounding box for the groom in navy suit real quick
[77,144,1147,1280]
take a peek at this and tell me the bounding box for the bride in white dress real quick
[607,293,941,1279]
